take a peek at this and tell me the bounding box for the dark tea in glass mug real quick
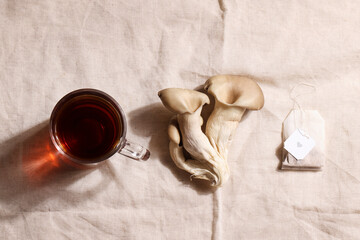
[50,89,150,164]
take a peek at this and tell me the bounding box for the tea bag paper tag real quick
[284,128,315,160]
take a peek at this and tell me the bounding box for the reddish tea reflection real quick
[22,123,94,184]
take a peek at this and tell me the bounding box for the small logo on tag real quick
[284,128,315,160]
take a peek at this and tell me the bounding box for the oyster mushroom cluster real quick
[158,75,264,187]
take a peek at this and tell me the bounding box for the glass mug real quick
[49,88,150,165]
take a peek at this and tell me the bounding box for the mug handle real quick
[118,139,150,160]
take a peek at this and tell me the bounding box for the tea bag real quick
[281,110,325,170]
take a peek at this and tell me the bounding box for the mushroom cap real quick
[204,75,264,110]
[168,117,181,144]
[158,88,210,114]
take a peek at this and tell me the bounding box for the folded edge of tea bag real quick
[281,152,324,171]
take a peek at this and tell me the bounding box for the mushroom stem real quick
[168,118,219,183]
[178,108,219,165]
[169,142,219,183]
[177,107,229,186]
[206,102,246,158]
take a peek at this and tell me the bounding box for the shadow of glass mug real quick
[49,88,150,164]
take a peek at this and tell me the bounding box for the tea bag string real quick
[289,82,317,138]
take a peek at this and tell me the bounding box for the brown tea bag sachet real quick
[281,110,325,170]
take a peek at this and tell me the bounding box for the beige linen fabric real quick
[1,0,360,239]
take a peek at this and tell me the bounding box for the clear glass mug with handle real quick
[49,88,150,165]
